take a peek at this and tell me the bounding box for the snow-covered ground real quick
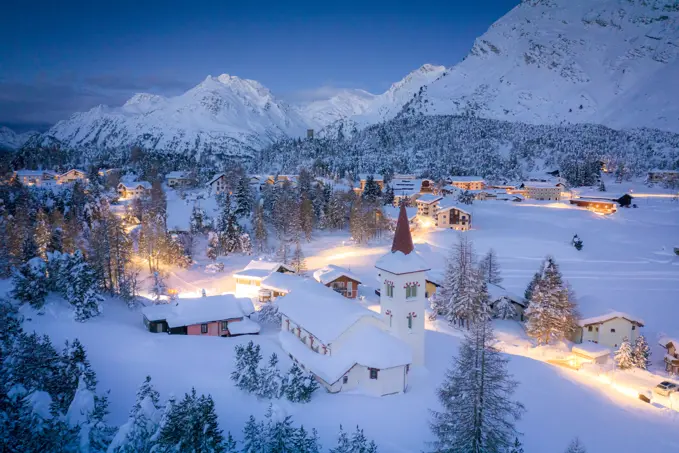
[12,185,679,452]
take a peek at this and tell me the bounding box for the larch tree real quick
[429,320,524,453]
[290,241,307,275]
[479,248,502,285]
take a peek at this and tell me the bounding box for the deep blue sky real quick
[0,0,519,131]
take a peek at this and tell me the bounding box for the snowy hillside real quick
[402,0,679,133]
[301,64,446,127]
[42,74,310,159]
[0,126,36,150]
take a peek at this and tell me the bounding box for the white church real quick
[277,204,429,396]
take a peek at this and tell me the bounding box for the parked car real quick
[653,381,678,397]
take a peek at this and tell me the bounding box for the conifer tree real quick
[11,257,48,308]
[242,415,266,453]
[429,320,524,453]
[299,196,315,242]
[494,297,517,320]
[0,208,11,277]
[479,248,502,285]
[190,204,205,234]
[64,250,104,322]
[235,175,253,218]
[362,175,382,203]
[284,362,318,403]
[330,425,352,453]
[34,209,51,260]
[254,203,268,253]
[615,338,635,370]
[231,341,262,394]
[266,412,297,453]
[565,437,586,453]
[633,335,651,370]
[598,179,606,192]
[87,393,115,453]
[293,426,322,453]
[290,241,307,274]
[382,184,395,206]
[257,353,284,399]
[509,437,525,453]
[224,432,238,453]
[525,257,579,345]
[524,272,541,301]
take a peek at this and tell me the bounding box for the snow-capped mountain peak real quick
[0,126,37,150]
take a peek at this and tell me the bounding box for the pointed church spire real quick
[392,203,414,255]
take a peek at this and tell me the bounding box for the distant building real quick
[648,169,679,184]
[58,169,88,185]
[356,174,385,193]
[141,295,259,336]
[313,264,362,299]
[659,337,679,374]
[436,201,472,231]
[207,173,228,194]
[521,181,565,201]
[165,171,194,188]
[232,260,295,298]
[383,206,418,230]
[448,176,485,191]
[570,198,617,214]
[117,181,152,199]
[13,169,59,187]
[415,194,443,220]
[573,311,644,349]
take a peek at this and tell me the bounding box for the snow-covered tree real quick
[290,241,307,274]
[235,175,253,218]
[299,196,315,242]
[362,176,382,203]
[231,341,262,394]
[350,426,378,453]
[34,209,51,260]
[257,302,282,325]
[633,335,651,370]
[479,248,502,285]
[494,297,517,320]
[565,437,586,453]
[149,271,167,303]
[382,184,395,206]
[284,362,318,403]
[190,204,205,234]
[257,353,285,400]
[253,203,268,253]
[276,242,290,264]
[330,425,351,453]
[11,257,48,308]
[458,190,475,205]
[525,257,579,345]
[87,393,115,452]
[242,415,266,453]
[429,320,524,453]
[615,338,635,370]
[509,437,524,453]
[524,271,541,302]
[266,412,297,452]
[292,425,322,453]
[64,250,104,322]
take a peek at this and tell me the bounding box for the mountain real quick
[401,0,679,133]
[42,74,310,159]
[0,126,36,150]
[300,64,446,127]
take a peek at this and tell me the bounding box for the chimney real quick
[391,203,414,255]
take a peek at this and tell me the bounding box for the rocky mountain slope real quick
[0,126,36,150]
[401,0,679,133]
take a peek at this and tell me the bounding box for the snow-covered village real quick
[1,1,679,453]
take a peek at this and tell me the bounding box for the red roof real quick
[391,203,414,255]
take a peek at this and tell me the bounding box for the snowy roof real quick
[416,194,443,204]
[659,337,679,348]
[232,268,274,280]
[279,324,411,384]
[571,198,617,205]
[277,284,379,345]
[578,311,645,327]
[141,303,176,322]
[313,264,362,285]
[437,199,472,215]
[15,169,48,176]
[448,176,484,182]
[261,272,309,293]
[227,318,261,335]
[572,343,611,359]
[487,284,527,307]
[375,250,430,275]
[165,171,191,180]
[442,185,461,192]
[575,192,627,201]
[167,295,254,328]
[522,181,563,188]
[118,181,151,190]
[207,173,225,185]
[383,206,417,221]
[244,260,294,273]
[426,269,445,287]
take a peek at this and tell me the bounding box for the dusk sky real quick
[0,0,520,131]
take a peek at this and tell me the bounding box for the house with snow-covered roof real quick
[356,174,384,193]
[383,206,417,231]
[415,194,443,220]
[573,311,644,349]
[521,181,565,201]
[13,169,59,187]
[447,176,485,191]
[165,171,194,188]
[232,260,295,298]
[313,264,362,299]
[659,337,679,374]
[141,295,258,336]
[487,284,527,321]
[259,272,309,301]
[278,204,426,396]
[117,181,152,199]
[436,199,472,231]
[58,169,88,185]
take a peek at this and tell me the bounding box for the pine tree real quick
[266,413,297,453]
[292,426,321,453]
[524,272,541,301]
[235,176,253,218]
[458,190,475,205]
[190,204,205,234]
[54,339,97,412]
[330,425,352,453]
[11,257,48,308]
[362,176,382,203]
[0,208,11,277]
[382,184,395,206]
[284,362,318,403]
[525,257,579,345]
[565,437,586,453]
[615,338,635,370]
[429,321,524,453]
[224,432,238,453]
[257,353,284,399]
[242,415,266,453]
[64,250,104,322]
[231,341,262,394]
[34,209,51,260]
[207,232,220,261]
[299,196,314,242]
[290,241,307,274]
[509,437,524,453]
[633,335,651,370]
[276,242,290,264]
[150,271,167,303]
[87,393,115,452]
[479,249,502,285]
[254,203,268,253]
[494,297,517,320]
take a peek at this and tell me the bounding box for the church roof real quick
[392,203,414,255]
[376,204,430,275]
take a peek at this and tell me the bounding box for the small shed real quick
[487,284,528,321]
[571,343,611,366]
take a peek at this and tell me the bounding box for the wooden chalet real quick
[570,198,617,214]
[313,265,362,299]
[659,337,679,374]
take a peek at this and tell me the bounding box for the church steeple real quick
[391,203,414,255]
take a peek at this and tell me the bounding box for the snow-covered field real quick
[13,187,679,452]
